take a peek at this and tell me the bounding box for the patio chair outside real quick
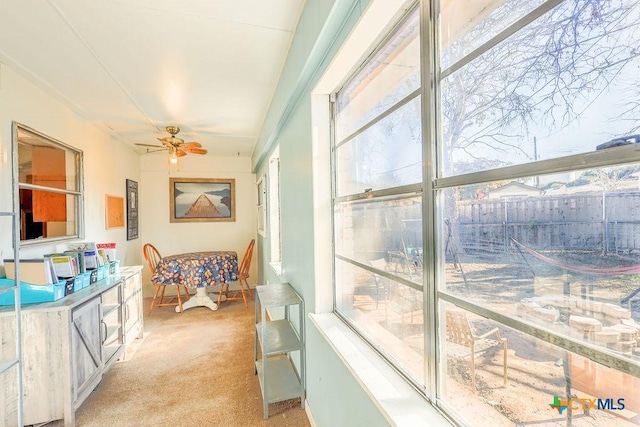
[446,309,508,391]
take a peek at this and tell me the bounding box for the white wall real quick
[0,63,142,267]
[139,154,256,296]
[0,63,257,299]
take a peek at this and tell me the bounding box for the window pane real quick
[441,303,639,427]
[269,150,281,264]
[16,124,82,243]
[439,0,640,177]
[336,258,424,385]
[19,192,78,240]
[440,0,546,70]
[335,97,422,197]
[441,165,640,362]
[336,9,420,142]
[335,194,423,285]
[18,133,79,192]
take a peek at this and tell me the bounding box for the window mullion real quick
[439,292,640,379]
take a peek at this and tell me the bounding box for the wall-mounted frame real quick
[126,179,138,240]
[105,194,125,229]
[169,178,236,223]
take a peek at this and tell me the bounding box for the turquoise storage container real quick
[109,260,120,275]
[76,272,91,289]
[0,278,66,305]
[97,265,109,281]
[73,276,83,292]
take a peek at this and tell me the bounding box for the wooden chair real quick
[143,243,190,314]
[367,258,390,310]
[217,239,255,308]
[369,258,422,323]
[445,310,508,391]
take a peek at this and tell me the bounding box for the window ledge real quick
[269,261,282,277]
[309,313,453,427]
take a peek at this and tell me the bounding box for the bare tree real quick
[441,0,640,176]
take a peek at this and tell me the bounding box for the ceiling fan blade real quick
[158,137,174,146]
[181,142,202,148]
[185,147,208,155]
[176,149,188,157]
[135,143,165,148]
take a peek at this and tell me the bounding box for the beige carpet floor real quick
[53,295,310,427]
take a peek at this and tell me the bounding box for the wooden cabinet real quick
[0,210,22,427]
[254,282,305,419]
[71,296,104,407]
[120,266,144,360]
[0,266,143,426]
[101,283,124,368]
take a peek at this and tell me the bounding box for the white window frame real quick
[268,147,282,275]
[14,122,84,246]
[310,1,449,424]
[256,175,266,236]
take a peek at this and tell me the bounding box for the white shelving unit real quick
[0,142,23,426]
[254,282,305,419]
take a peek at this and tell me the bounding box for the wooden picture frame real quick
[169,178,236,222]
[126,179,139,240]
[105,194,125,228]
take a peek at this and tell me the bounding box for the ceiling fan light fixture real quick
[135,125,208,161]
[168,147,179,164]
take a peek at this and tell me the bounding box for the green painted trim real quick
[251,0,364,172]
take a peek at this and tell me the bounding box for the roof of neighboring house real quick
[488,181,544,197]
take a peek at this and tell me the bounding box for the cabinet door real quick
[101,284,124,369]
[123,273,142,343]
[0,310,20,427]
[71,297,102,405]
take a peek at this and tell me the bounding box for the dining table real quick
[151,250,239,312]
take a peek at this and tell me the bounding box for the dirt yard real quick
[352,250,640,426]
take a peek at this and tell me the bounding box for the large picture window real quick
[331,0,640,424]
[437,0,640,425]
[15,123,83,244]
[332,6,424,387]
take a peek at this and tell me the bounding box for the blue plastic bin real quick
[78,272,91,289]
[73,275,84,293]
[97,265,109,281]
[0,278,66,305]
[109,260,121,275]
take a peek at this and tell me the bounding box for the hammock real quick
[510,238,640,276]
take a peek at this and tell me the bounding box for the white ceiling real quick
[0,0,305,157]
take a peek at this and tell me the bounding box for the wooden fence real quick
[455,191,640,254]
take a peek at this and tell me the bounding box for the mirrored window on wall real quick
[15,123,83,244]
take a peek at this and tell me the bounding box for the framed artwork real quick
[126,179,139,240]
[105,194,125,229]
[169,178,236,222]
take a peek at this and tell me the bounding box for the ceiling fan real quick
[136,126,208,163]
